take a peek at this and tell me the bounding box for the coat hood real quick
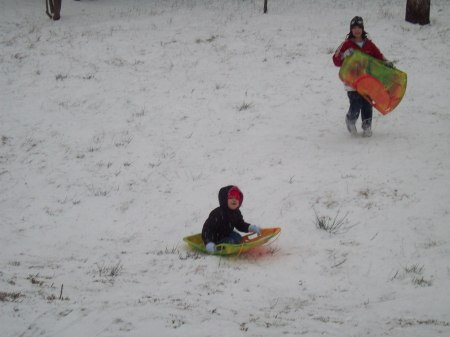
[218,185,244,209]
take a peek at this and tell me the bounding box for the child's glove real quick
[248,224,261,235]
[342,48,354,59]
[205,242,216,253]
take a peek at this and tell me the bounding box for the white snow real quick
[1,0,449,336]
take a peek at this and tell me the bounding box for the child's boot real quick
[362,120,372,137]
[362,126,372,137]
[345,116,357,135]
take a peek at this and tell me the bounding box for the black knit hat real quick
[350,16,364,29]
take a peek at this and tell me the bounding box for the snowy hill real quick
[1,0,449,336]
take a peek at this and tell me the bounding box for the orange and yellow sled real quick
[183,227,281,256]
[339,50,407,114]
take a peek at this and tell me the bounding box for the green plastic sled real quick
[183,227,281,256]
[339,50,407,114]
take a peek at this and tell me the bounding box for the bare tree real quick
[405,0,430,25]
[264,0,268,14]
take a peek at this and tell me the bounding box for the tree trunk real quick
[264,0,268,14]
[405,0,430,25]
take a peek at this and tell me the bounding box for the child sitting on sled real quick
[202,185,261,253]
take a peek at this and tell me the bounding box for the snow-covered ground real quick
[1,0,449,336]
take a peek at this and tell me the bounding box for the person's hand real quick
[384,60,394,68]
[342,48,354,59]
[205,242,216,253]
[248,225,262,235]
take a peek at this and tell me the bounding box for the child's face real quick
[227,197,240,210]
[351,26,363,39]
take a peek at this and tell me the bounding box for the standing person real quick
[333,16,392,137]
[201,185,261,253]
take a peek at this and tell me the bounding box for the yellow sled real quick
[183,227,281,256]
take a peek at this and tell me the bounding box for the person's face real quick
[227,197,240,210]
[351,26,363,39]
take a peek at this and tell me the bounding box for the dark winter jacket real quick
[201,186,251,244]
[332,38,385,67]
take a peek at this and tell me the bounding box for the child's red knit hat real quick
[227,186,243,206]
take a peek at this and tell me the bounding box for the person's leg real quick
[346,91,362,134]
[220,231,242,244]
[48,0,54,14]
[52,0,61,20]
[361,98,373,136]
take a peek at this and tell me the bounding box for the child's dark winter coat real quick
[202,186,252,244]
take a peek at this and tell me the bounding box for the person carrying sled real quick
[333,16,392,137]
[202,185,261,253]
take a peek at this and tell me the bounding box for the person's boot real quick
[345,116,357,136]
[362,119,372,137]
[362,126,372,137]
